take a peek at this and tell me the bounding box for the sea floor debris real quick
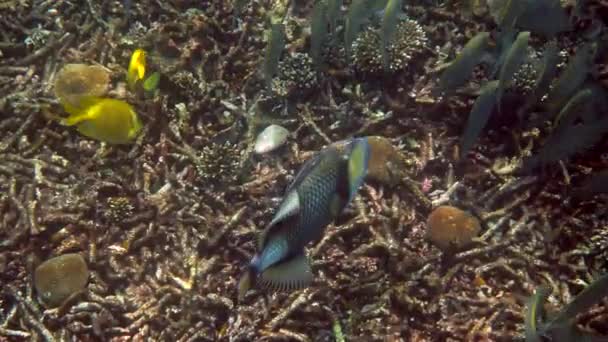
[1,0,608,341]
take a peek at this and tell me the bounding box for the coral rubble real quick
[1,0,607,341]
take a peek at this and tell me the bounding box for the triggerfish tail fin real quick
[259,252,313,292]
[346,137,370,203]
[237,266,257,302]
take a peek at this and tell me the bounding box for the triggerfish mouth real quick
[238,137,370,301]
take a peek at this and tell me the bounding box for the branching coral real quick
[1,0,608,341]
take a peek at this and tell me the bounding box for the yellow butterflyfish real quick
[61,97,142,144]
[127,49,146,90]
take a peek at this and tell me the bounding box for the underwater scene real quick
[1,0,608,341]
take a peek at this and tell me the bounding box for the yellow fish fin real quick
[75,120,99,138]
[127,49,146,90]
[60,97,103,126]
[61,110,94,126]
[127,113,143,140]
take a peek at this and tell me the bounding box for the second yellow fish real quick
[61,97,142,144]
[127,49,146,91]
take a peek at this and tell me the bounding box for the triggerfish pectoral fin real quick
[347,137,371,203]
[259,251,312,292]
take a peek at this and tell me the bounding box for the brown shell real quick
[54,64,110,108]
[366,136,407,186]
[425,205,481,252]
[34,253,89,307]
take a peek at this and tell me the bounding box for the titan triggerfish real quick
[238,137,370,300]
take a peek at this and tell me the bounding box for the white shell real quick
[254,124,289,154]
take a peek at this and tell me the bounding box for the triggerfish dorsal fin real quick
[346,137,370,203]
[286,151,324,193]
[259,251,312,292]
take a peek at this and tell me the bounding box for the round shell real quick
[34,253,89,307]
[54,64,110,109]
[426,206,481,252]
[366,136,407,185]
[254,124,289,154]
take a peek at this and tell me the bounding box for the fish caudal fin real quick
[259,252,312,292]
[237,267,257,302]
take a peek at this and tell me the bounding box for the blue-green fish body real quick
[460,80,499,158]
[327,0,342,35]
[530,40,559,102]
[238,138,370,299]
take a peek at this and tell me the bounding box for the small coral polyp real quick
[351,18,427,75]
[271,52,318,98]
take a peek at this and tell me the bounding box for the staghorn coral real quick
[1,0,608,340]
[365,135,413,186]
[351,18,428,75]
[581,224,608,274]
